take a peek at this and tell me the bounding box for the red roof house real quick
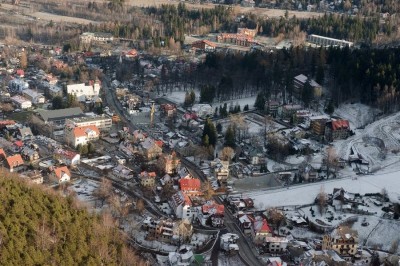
[6,154,24,172]
[179,178,201,194]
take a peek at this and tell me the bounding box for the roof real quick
[55,149,79,159]
[72,125,100,138]
[202,202,224,215]
[37,107,83,122]
[14,140,24,148]
[6,154,24,167]
[0,148,6,158]
[0,120,16,127]
[192,39,216,48]
[331,119,350,130]
[179,178,201,191]
[53,166,71,179]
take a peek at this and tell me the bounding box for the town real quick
[1,0,400,265]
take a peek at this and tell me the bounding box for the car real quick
[14,109,21,112]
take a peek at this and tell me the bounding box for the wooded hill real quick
[0,172,140,265]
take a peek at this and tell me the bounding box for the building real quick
[237,27,257,37]
[170,191,197,219]
[294,74,322,99]
[65,114,112,132]
[139,171,156,187]
[22,89,45,104]
[309,115,330,136]
[6,154,24,172]
[179,178,201,195]
[65,125,100,147]
[54,149,81,166]
[67,81,101,101]
[191,40,216,52]
[322,230,358,258]
[160,104,177,118]
[211,159,230,183]
[252,218,273,243]
[37,107,84,126]
[265,100,280,117]
[280,104,303,120]
[47,85,63,98]
[8,78,29,93]
[51,166,71,184]
[198,201,225,227]
[165,152,181,175]
[261,237,289,254]
[18,127,33,140]
[307,34,354,48]
[141,138,163,160]
[11,95,32,109]
[325,119,350,142]
[191,104,213,118]
[241,0,255,7]
[80,32,114,43]
[0,148,6,159]
[168,245,194,266]
[21,147,39,162]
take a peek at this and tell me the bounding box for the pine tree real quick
[302,80,314,108]
[224,125,236,148]
[254,92,265,110]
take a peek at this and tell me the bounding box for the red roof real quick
[73,125,100,138]
[259,219,272,233]
[179,178,201,191]
[0,120,16,128]
[16,69,25,77]
[53,166,71,179]
[6,154,24,168]
[202,202,224,215]
[155,140,164,148]
[14,140,24,148]
[332,119,350,131]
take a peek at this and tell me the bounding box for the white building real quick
[170,191,197,219]
[65,114,112,132]
[80,32,114,43]
[22,89,45,104]
[67,81,100,101]
[51,166,71,184]
[11,95,32,109]
[64,125,100,147]
[263,236,289,254]
[191,104,213,118]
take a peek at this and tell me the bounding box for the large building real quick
[64,125,100,147]
[37,107,84,127]
[325,119,351,141]
[65,114,112,132]
[80,32,114,43]
[191,40,216,52]
[307,34,354,48]
[294,74,322,99]
[66,81,101,101]
[11,95,32,109]
[322,230,358,259]
[217,27,258,47]
[22,89,45,104]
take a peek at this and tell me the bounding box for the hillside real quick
[0,172,139,265]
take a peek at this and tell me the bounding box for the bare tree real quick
[136,199,145,215]
[389,238,399,254]
[381,187,389,201]
[266,208,286,233]
[1,103,14,113]
[317,185,328,215]
[220,146,235,161]
[325,146,338,178]
[202,180,215,200]
[94,177,112,207]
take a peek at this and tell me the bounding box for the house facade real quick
[139,171,156,187]
[51,166,71,183]
[322,231,358,258]
[170,191,197,219]
[54,149,81,166]
[325,120,351,141]
[66,81,101,101]
[6,154,24,172]
[65,125,100,147]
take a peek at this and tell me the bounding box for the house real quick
[8,78,29,93]
[198,201,225,227]
[20,170,43,184]
[179,178,201,195]
[211,159,230,183]
[124,49,138,58]
[51,166,71,183]
[54,149,80,166]
[191,40,216,52]
[241,0,255,7]
[141,138,162,160]
[80,32,114,43]
[325,119,350,142]
[160,174,174,186]
[253,218,273,243]
[6,154,24,172]
[65,125,100,147]
[139,171,156,187]
[45,74,58,85]
[170,191,197,219]
[22,89,45,104]
[262,237,289,254]
[191,104,214,118]
[294,74,322,99]
[11,95,32,109]
[168,245,194,266]
[18,127,33,140]
[21,147,39,162]
[265,100,280,117]
[67,81,101,102]
[15,69,25,77]
[165,152,181,175]
[47,85,63,98]
[160,104,177,117]
[112,164,134,180]
[238,213,253,234]
[322,229,358,259]
[266,257,288,266]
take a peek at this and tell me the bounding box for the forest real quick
[0,172,141,265]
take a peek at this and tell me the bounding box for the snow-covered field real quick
[334,103,378,129]
[244,170,400,208]
[163,90,257,111]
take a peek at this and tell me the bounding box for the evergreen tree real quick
[254,92,265,110]
[224,125,236,148]
[316,64,325,85]
[244,104,249,111]
[202,134,210,147]
[325,100,335,115]
[302,80,314,108]
[202,118,217,147]
[190,90,196,104]
[216,123,222,134]
[183,91,192,107]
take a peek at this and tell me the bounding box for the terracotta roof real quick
[179,178,201,191]
[0,120,16,127]
[6,154,24,167]
[155,140,164,148]
[55,149,79,159]
[202,202,224,215]
[331,119,350,131]
[53,166,71,179]
[73,125,99,138]
[14,140,24,148]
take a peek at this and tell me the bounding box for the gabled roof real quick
[6,154,24,167]
[73,125,99,138]
[179,178,201,191]
[53,166,71,179]
[331,119,350,131]
[37,107,83,122]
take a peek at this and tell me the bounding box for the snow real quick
[334,103,378,129]
[244,170,400,208]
